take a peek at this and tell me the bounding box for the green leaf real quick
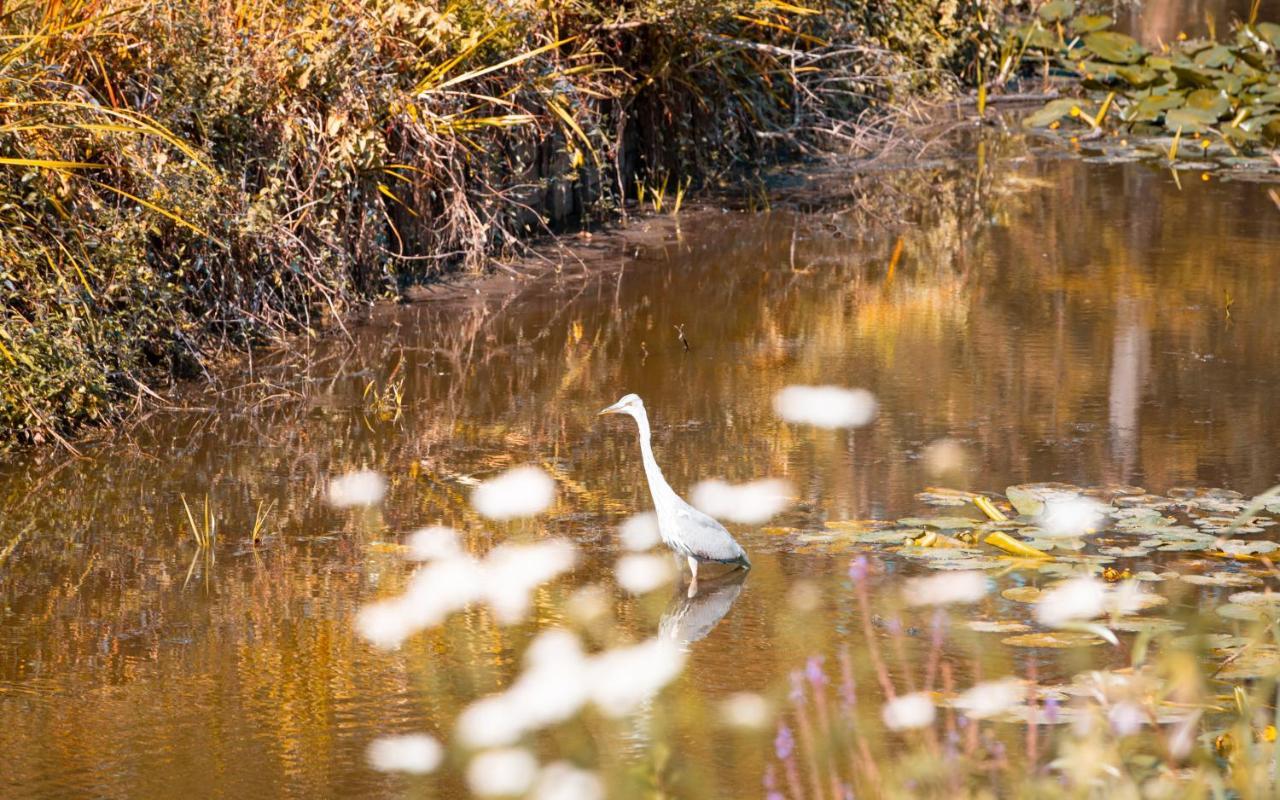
[1185,88,1231,118]
[1022,97,1085,127]
[1069,14,1114,34]
[1083,31,1147,64]
[1164,106,1218,133]
[1037,0,1076,22]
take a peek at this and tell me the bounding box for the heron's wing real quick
[672,501,747,562]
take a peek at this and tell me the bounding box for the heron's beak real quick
[598,400,626,416]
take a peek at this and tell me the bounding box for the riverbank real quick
[0,0,1006,452]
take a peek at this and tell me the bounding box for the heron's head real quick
[598,393,644,417]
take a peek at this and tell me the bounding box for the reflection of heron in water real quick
[599,394,750,597]
[659,568,747,646]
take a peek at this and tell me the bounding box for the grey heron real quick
[599,394,750,596]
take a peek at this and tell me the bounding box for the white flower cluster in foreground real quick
[691,478,793,524]
[366,733,443,774]
[773,385,878,429]
[1034,577,1154,629]
[882,692,936,731]
[471,465,557,520]
[952,678,1026,719]
[327,469,388,508]
[356,529,577,649]
[903,571,989,606]
[1039,497,1110,538]
[457,628,685,748]
[368,736,603,800]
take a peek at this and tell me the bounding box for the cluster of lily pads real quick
[1005,2,1280,171]
[796,482,1280,650]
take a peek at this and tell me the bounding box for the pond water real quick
[2,126,1280,797]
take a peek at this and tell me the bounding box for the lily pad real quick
[1023,99,1088,128]
[1002,631,1109,648]
[967,619,1033,633]
[1068,14,1113,34]
[1180,571,1263,587]
[1083,31,1146,64]
[1185,88,1232,118]
[1165,107,1219,133]
[1002,586,1045,603]
[1037,0,1075,22]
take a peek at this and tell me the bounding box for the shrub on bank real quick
[0,0,1003,449]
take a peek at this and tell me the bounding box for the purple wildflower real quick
[805,656,827,688]
[774,723,795,760]
[1044,695,1060,725]
[848,555,869,583]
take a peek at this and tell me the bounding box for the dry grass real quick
[0,0,1002,450]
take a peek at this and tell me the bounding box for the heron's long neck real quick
[633,409,677,506]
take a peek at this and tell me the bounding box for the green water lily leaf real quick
[1172,64,1222,88]
[1227,591,1280,607]
[1003,631,1108,648]
[1017,23,1059,50]
[1216,603,1269,621]
[1219,540,1279,556]
[1258,22,1280,49]
[1109,617,1183,633]
[1022,98,1086,128]
[1164,106,1218,133]
[1180,571,1263,587]
[1193,44,1235,69]
[1115,65,1160,87]
[1037,0,1075,22]
[1185,88,1232,117]
[1218,645,1280,679]
[1002,586,1045,603]
[967,619,1032,633]
[1083,31,1146,64]
[896,516,978,530]
[1069,14,1114,34]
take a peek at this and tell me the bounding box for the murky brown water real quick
[2,125,1280,797]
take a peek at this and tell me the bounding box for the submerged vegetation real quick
[0,0,1003,450]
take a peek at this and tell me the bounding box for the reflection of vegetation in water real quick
[3,132,1280,794]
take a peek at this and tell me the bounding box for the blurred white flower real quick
[457,632,685,746]
[720,692,771,730]
[616,553,676,594]
[328,469,387,508]
[468,748,539,797]
[1107,701,1146,736]
[589,637,685,716]
[482,540,578,623]
[903,571,989,606]
[773,385,877,429]
[566,584,611,625]
[458,630,591,748]
[1040,498,1108,538]
[366,733,442,774]
[406,526,462,561]
[690,478,793,524]
[356,540,577,649]
[354,599,419,651]
[1106,580,1156,617]
[472,466,556,520]
[532,762,605,800]
[922,438,967,477]
[456,695,526,749]
[882,692,936,731]
[1035,577,1107,627]
[619,512,661,551]
[953,679,1025,719]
